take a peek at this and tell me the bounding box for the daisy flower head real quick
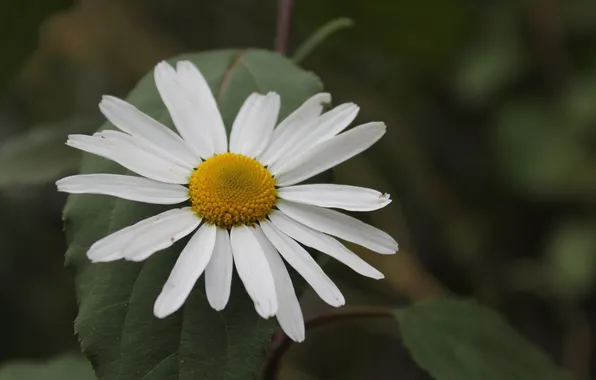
[57,60,398,342]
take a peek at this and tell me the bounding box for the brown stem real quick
[263,307,394,380]
[275,0,295,55]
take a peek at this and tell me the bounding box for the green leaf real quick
[64,49,323,380]
[395,298,569,380]
[0,354,95,380]
[0,119,98,187]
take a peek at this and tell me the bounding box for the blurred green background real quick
[0,0,595,379]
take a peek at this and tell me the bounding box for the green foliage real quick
[63,49,323,380]
[0,354,94,380]
[292,18,354,64]
[494,100,596,199]
[0,119,98,187]
[295,0,472,74]
[454,24,526,104]
[546,220,596,298]
[4,0,596,378]
[563,73,596,136]
[395,298,569,380]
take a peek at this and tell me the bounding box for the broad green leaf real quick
[64,49,323,380]
[0,119,98,187]
[0,354,94,380]
[395,298,569,380]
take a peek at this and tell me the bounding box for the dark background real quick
[0,0,594,379]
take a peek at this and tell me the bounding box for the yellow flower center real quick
[188,153,277,229]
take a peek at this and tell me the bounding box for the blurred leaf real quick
[63,49,323,380]
[0,354,94,380]
[0,128,78,187]
[563,73,596,137]
[0,119,99,187]
[454,35,525,105]
[395,298,569,380]
[546,220,596,298]
[453,6,526,105]
[495,100,596,199]
[0,0,72,94]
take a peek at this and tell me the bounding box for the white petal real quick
[229,92,280,157]
[228,93,258,152]
[205,227,233,311]
[252,225,305,342]
[260,220,344,307]
[276,199,398,254]
[258,93,331,166]
[67,134,191,184]
[175,61,228,154]
[154,61,213,158]
[154,224,217,318]
[121,208,200,262]
[96,130,194,181]
[268,103,359,173]
[87,208,193,262]
[269,210,383,279]
[56,174,189,204]
[66,134,115,161]
[274,122,386,186]
[95,129,191,170]
[230,225,278,318]
[99,95,199,167]
[278,184,391,212]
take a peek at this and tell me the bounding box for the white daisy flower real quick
[57,60,398,342]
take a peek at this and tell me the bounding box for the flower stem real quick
[275,0,295,55]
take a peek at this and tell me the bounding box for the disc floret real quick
[188,153,277,229]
